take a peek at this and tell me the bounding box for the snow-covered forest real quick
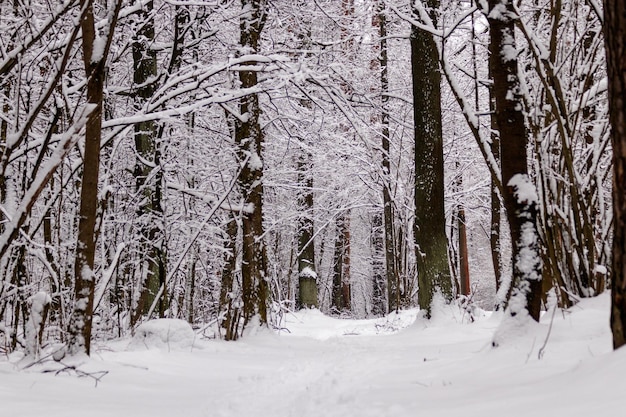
[1,0,626,414]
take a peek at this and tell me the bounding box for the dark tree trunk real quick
[411,0,453,315]
[236,0,269,327]
[604,0,626,349]
[375,0,399,313]
[483,6,503,297]
[371,213,386,316]
[332,212,351,312]
[67,0,120,356]
[220,217,240,340]
[132,0,167,321]
[458,198,470,297]
[297,155,318,308]
[488,0,542,322]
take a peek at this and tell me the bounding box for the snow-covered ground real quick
[1,294,622,417]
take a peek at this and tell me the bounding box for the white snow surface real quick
[1,294,622,416]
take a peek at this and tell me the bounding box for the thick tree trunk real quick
[236,0,269,327]
[132,1,167,320]
[488,0,542,322]
[411,0,453,315]
[604,0,626,349]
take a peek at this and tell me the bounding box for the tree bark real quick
[297,154,318,308]
[132,0,167,321]
[67,0,120,356]
[488,0,542,321]
[236,0,269,327]
[371,212,386,316]
[375,0,399,314]
[604,0,626,349]
[219,216,240,340]
[411,0,453,315]
[332,212,351,312]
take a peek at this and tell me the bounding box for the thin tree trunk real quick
[458,191,470,296]
[297,154,318,308]
[219,216,239,340]
[332,212,351,312]
[371,212,386,316]
[375,0,399,314]
[67,0,120,356]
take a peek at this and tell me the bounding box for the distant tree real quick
[295,2,318,309]
[604,0,626,349]
[374,0,399,313]
[411,0,453,315]
[297,152,318,308]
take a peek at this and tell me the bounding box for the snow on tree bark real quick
[25,292,51,358]
[131,0,167,322]
[235,0,269,327]
[411,0,453,316]
[487,0,542,322]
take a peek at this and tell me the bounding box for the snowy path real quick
[1,295,623,417]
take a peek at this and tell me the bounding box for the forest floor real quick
[0,294,622,417]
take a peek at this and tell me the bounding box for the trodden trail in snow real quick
[0,294,623,417]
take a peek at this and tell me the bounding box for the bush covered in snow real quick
[128,319,195,351]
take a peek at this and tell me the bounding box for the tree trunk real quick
[488,0,542,322]
[219,216,240,340]
[371,212,386,316]
[375,0,399,314]
[458,195,470,297]
[297,154,318,308]
[411,0,453,315]
[132,0,167,321]
[236,0,269,327]
[604,0,626,349]
[67,0,120,356]
[332,212,351,312]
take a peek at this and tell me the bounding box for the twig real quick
[538,303,559,360]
